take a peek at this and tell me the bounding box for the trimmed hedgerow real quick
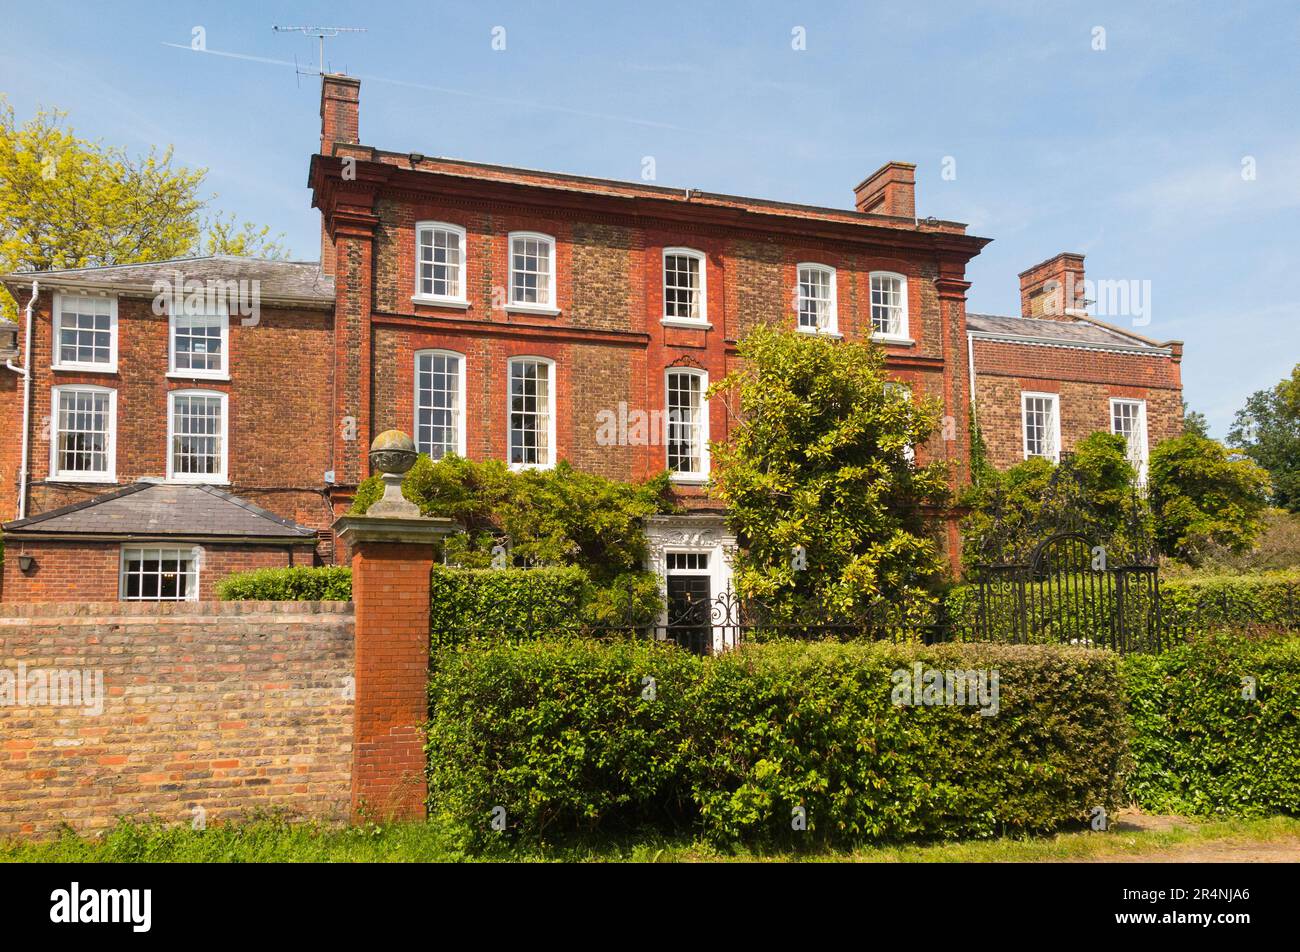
[426,638,702,843]
[425,639,1128,848]
[1123,633,1300,818]
[214,566,352,601]
[428,566,589,639]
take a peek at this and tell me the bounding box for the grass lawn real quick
[2,813,1297,863]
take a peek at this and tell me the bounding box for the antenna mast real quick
[272,25,367,75]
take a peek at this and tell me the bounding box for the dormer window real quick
[415,222,467,304]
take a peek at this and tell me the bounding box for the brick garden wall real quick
[0,600,353,837]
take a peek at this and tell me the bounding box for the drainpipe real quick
[966,331,977,417]
[6,280,38,520]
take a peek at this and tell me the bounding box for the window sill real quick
[166,476,230,486]
[506,304,562,317]
[796,326,842,339]
[669,474,710,486]
[412,295,470,310]
[660,318,713,330]
[508,462,556,472]
[52,364,118,375]
[48,474,117,484]
[873,335,915,346]
[167,372,229,382]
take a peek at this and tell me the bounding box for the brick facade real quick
[0,540,317,604]
[0,600,352,837]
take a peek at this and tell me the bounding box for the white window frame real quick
[49,384,117,482]
[119,544,201,602]
[796,263,839,335]
[167,388,229,484]
[661,247,709,327]
[665,368,710,483]
[869,271,910,342]
[414,349,467,460]
[1021,391,1061,463]
[413,221,469,307]
[507,231,558,314]
[507,356,556,470]
[1110,397,1149,482]
[168,303,229,379]
[51,293,118,372]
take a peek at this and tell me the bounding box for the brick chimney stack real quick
[854,162,916,218]
[319,74,361,276]
[320,73,360,153]
[1019,252,1087,321]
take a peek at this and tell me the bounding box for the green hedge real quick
[426,639,1128,847]
[1160,571,1300,630]
[429,566,589,638]
[1123,634,1300,817]
[214,566,352,601]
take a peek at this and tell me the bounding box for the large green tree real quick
[959,431,1143,567]
[1228,363,1300,512]
[1148,433,1272,562]
[0,99,286,319]
[708,324,949,620]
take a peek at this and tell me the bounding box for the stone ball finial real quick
[369,429,418,475]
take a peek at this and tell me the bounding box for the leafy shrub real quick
[1123,633,1300,816]
[215,566,352,601]
[1163,509,1300,576]
[1148,434,1271,562]
[428,566,663,645]
[430,566,588,637]
[1160,570,1300,631]
[426,638,702,845]
[351,455,672,583]
[691,641,1127,845]
[425,639,1128,847]
[960,432,1141,568]
[708,324,950,620]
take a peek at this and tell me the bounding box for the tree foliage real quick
[351,455,673,584]
[1181,399,1211,439]
[707,324,950,619]
[959,431,1141,567]
[1148,433,1272,562]
[0,99,286,318]
[1228,363,1300,512]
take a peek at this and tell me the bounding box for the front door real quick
[665,552,712,654]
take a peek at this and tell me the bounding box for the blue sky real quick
[3,1,1297,437]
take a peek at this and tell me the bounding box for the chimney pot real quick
[854,162,916,218]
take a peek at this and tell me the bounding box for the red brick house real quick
[969,252,1183,481]
[0,74,1181,604]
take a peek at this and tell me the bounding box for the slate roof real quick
[966,313,1172,352]
[2,483,318,540]
[0,256,334,307]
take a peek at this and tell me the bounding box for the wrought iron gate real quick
[970,457,1163,652]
